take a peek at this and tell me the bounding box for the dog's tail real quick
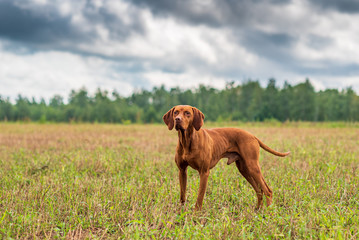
[255,137,290,157]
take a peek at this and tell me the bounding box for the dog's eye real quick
[185,111,191,116]
[174,111,179,115]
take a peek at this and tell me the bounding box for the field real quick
[0,122,358,239]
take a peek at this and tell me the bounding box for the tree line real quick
[1,79,359,123]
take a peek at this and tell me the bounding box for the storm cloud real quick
[1,0,359,100]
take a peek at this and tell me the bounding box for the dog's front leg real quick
[195,170,210,211]
[179,168,187,204]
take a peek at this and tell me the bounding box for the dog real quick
[163,105,290,210]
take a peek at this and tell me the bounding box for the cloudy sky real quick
[1,0,359,101]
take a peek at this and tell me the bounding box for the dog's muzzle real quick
[175,118,184,130]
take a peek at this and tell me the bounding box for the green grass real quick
[0,123,358,239]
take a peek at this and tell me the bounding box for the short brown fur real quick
[163,105,290,210]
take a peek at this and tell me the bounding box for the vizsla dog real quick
[163,105,290,211]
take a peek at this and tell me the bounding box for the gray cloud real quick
[0,0,146,53]
[0,1,79,43]
[81,1,146,40]
[1,0,359,100]
[297,62,359,76]
[129,0,292,27]
[238,30,295,62]
[312,0,359,14]
[306,34,333,50]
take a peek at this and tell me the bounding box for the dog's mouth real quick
[175,123,185,131]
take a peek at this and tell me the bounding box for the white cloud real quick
[310,76,359,91]
[1,0,359,100]
[143,70,227,91]
[0,45,134,102]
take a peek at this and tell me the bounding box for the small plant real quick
[0,123,358,239]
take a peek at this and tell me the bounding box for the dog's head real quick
[163,105,205,131]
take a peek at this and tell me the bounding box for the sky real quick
[1,0,359,102]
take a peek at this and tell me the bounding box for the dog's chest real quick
[180,151,202,170]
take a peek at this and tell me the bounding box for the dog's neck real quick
[177,126,196,153]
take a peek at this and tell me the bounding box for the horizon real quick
[1,78,357,105]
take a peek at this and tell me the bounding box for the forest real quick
[1,79,359,123]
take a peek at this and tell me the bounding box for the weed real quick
[0,123,358,239]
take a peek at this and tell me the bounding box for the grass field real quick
[0,122,358,239]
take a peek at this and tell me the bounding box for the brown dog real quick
[163,105,290,210]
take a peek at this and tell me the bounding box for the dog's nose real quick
[175,116,182,122]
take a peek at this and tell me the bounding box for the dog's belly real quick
[223,152,241,165]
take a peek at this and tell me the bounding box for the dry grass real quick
[0,122,358,239]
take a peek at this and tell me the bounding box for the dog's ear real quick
[192,107,205,131]
[163,107,175,130]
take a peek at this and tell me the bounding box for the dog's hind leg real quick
[239,142,273,209]
[235,159,264,210]
[245,162,273,208]
[261,175,273,206]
